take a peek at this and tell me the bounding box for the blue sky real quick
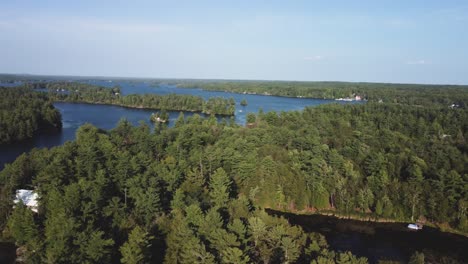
[1,0,467,84]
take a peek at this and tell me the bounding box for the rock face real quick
[16,246,26,263]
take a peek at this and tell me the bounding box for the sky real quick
[1,0,468,84]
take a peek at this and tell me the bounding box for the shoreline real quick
[52,100,236,117]
[174,84,338,100]
[265,207,468,238]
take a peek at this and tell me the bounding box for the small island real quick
[27,82,237,116]
[240,99,248,106]
[150,110,169,123]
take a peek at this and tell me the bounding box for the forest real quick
[24,82,236,116]
[0,118,370,264]
[0,87,466,262]
[167,80,468,107]
[0,88,62,144]
[0,79,467,263]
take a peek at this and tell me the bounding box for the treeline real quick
[171,80,468,107]
[27,82,236,116]
[3,74,468,107]
[0,120,368,264]
[0,88,61,144]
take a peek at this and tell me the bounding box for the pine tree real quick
[7,203,38,245]
[408,251,425,264]
[120,226,153,264]
[209,168,232,209]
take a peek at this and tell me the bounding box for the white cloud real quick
[385,18,412,27]
[70,19,181,34]
[0,16,182,34]
[406,60,429,65]
[303,55,324,61]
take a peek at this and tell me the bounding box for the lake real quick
[83,79,345,124]
[0,81,358,170]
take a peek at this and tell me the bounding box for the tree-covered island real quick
[26,82,236,116]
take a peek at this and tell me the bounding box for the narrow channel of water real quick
[267,209,468,264]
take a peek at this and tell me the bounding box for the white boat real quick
[407,223,423,230]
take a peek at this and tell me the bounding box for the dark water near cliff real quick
[268,210,467,264]
[0,242,15,264]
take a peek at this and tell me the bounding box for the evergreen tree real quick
[120,226,153,264]
[209,168,232,209]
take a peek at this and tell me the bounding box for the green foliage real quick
[220,247,250,264]
[408,251,425,264]
[174,79,468,107]
[209,168,232,209]
[2,81,468,262]
[0,87,61,144]
[120,226,153,264]
[7,203,38,245]
[0,117,373,263]
[246,112,256,124]
[31,81,236,115]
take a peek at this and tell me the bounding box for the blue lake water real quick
[0,102,194,170]
[0,80,358,169]
[83,80,351,124]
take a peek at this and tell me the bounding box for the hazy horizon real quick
[1,1,468,84]
[3,72,468,86]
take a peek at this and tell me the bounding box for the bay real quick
[1,82,358,169]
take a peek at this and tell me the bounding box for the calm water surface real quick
[84,79,346,124]
[0,102,200,170]
[1,81,358,169]
[268,210,467,264]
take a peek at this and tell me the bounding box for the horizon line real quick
[1,72,467,87]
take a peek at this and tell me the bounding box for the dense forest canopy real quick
[1,118,370,264]
[1,78,467,263]
[0,88,61,144]
[1,96,467,262]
